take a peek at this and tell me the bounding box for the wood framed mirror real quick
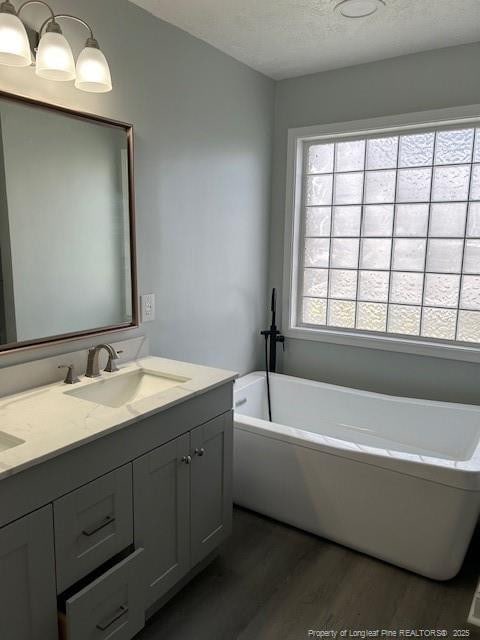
[0,91,137,354]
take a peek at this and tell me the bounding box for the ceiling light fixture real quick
[0,0,30,66]
[35,19,75,81]
[334,0,386,19]
[0,0,112,92]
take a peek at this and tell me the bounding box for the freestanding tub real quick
[233,371,480,580]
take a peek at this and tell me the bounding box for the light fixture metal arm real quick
[17,0,54,20]
[38,13,94,40]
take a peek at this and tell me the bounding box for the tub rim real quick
[234,371,480,491]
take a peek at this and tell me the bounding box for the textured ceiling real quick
[130,0,480,80]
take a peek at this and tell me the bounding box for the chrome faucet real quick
[85,344,121,378]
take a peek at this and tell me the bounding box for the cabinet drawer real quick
[59,548,145,640]
[54,465,134,593]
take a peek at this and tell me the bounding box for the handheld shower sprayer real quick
[261,288,285,421]
[270,287,277,328]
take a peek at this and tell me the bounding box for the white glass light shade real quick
[36,31,75,81]
[75,46,112,93]
[0,12,31,66]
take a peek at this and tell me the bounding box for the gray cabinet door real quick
[133,433,190,608]
[190,412,233,566]
[0,506,58,640]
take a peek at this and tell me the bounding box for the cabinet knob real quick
[194,447,205,457]
[181,455,192,464]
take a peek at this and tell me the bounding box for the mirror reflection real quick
[0,96,134,350]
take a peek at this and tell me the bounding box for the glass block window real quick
[299,126,480,344]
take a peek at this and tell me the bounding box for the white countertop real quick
[0,356,237,480]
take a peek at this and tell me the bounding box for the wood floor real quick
[137,507,480,640]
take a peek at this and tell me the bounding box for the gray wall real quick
[0,0,274,373]
[270,43,480,404]
[2,2,477,400]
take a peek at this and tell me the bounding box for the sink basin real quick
[0,431,25,453]
[65,370,190,409]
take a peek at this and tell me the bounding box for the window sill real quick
[285,325,480,363]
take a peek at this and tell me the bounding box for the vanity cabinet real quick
[0,378,234,640]
[133,412,233,608]
[0,506,58,640]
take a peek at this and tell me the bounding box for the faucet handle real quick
[58,364,80,385]
[104,350,123,373]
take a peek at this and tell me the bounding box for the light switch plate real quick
[141,294,155,322]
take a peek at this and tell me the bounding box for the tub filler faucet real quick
[261,288,285,374]
[260,288,285,422]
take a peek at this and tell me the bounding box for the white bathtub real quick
[233,371,480,580]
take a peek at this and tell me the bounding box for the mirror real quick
[0,92,137,353]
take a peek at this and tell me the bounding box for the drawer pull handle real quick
[181,455,192,464]
[96,604,128,631]
[82,514,115,537]
[194,447,205,457]
[235,397,247,408]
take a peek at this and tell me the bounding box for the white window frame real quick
[283,104,480,363]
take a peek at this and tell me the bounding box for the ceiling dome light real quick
[75,38,112,93]
[36,21,75,81]
[335,0,385,18]
[0,0,31,66]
